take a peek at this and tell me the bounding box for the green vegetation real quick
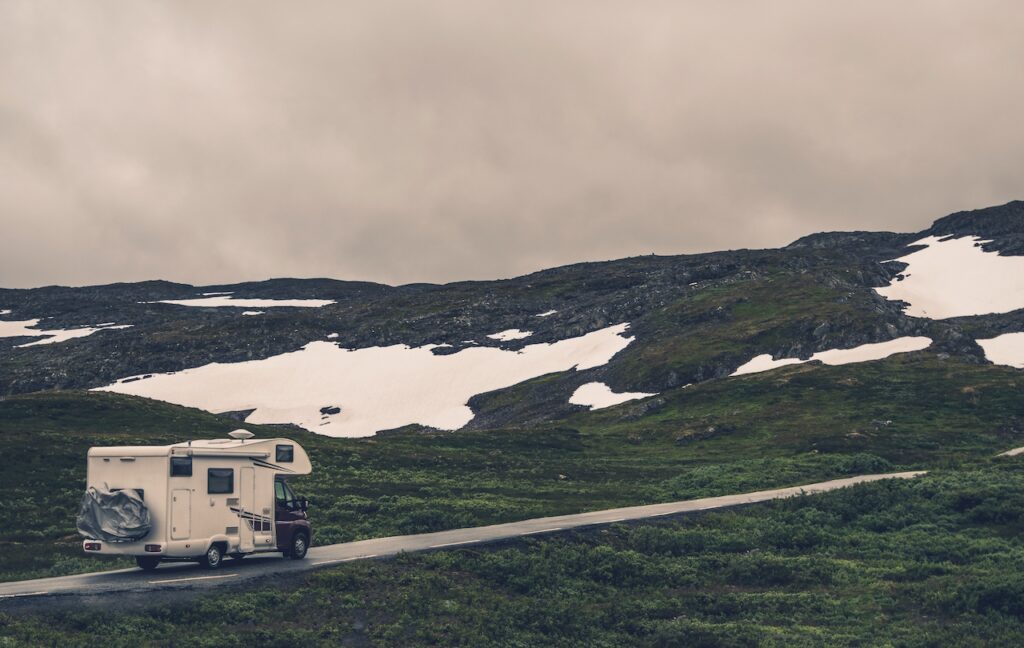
[6,462,1024,646]
[613,272,893,389]
[1,352,1021,583]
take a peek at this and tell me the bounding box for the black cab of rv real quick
[274,475,312,559]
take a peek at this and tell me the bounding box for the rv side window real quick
[170,457,192,477]
[275,479,295,506]
[208,468,234,494]
[276,444,294,463]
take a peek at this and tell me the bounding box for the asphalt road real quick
[0,471,924,608]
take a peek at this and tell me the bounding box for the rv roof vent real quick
[228,429,255,440]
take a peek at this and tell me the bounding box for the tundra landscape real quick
[4,1,1024,645]
[2,202,1024,645]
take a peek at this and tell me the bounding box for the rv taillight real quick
[84,542,101,551]
[144,544,162,553]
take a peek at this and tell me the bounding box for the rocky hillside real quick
[1,201,1023,436]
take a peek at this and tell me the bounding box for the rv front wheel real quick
[135,556,160,571]
[200,543,224,569]
[289,532,309,560]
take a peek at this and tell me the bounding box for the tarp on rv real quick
[76,486,152,543]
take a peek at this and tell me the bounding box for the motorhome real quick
[78,430,313,570]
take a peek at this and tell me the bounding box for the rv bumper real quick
[82,540,167,556]
[82,538,241,559]
[83,539,152,556]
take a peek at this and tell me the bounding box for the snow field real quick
[488,329,533,341]
[569,382,656,410]
[150,296,336,308]
[98,323,638,437]
[977,333,1024,369]
[875,235,1024,318]
[732,337,933,377]
[0,319,133,348]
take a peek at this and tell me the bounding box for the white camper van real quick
[78,430,314,570]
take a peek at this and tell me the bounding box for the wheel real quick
[288,532,309,560]
[136,556,160,571]
[199,543,224,569]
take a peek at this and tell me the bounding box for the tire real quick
[199,543,224,569]
[288,532,309,560]
[136,556,161,571]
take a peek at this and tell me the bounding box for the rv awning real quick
[171,449,271,459]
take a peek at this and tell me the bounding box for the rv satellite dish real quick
[228,430,255,440]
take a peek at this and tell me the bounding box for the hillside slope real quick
[3,202,1024,644]
[3,346,1022,582]
[3,201,1023,439]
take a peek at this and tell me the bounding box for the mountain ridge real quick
[1,201,1022,435]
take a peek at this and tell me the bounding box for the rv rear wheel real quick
[200,543,224,569]
[136,556,160,571]
[289,532,309,560]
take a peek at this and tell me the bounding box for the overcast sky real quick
[2,1,1023,288]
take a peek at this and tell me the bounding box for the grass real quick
[5,461,1024,646]
[1,352,1022,583]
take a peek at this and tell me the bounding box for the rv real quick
[79,430,313,570]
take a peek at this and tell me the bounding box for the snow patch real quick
[327,333,339,339]
[201,291,234,296]
[0,309,10,316]
[731,355,804,376]
[488,329,533,341]
[98,323,637,438]
[149,296,335,308]
[535,310,558,317]
[569,382,655,410]
[0,319,133,348]
[732,337,933,377]
[875,236,1024,318]
[241,311,264,316]
[978,332,1024,369]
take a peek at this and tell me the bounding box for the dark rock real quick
[928,200,1024,256]
[218,409,257,422]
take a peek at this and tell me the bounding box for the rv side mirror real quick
[299,498,309,511]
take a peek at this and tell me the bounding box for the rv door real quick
[171,489,191,540]
[239,467,255,553]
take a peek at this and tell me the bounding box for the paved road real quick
[0,471,923,607]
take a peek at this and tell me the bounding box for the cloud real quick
[2,0,1023,288]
